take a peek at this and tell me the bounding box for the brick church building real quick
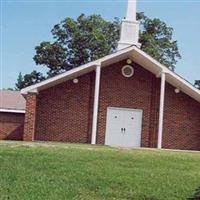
[1,0,200,150]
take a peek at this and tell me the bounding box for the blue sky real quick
[1,0,200,89]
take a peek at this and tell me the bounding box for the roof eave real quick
[130,47,200,103]
[21,46,136,95]
[20,45,200,103]
[0,109,25,114]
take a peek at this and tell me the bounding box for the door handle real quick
[121,128,126,133]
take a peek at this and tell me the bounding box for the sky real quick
[1,0,200,89]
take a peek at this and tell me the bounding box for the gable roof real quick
[0,90,26,113]
[21,46,200,103]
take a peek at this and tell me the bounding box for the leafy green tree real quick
[2,88,15,91]
[15,71,45,90]
[15,72,24,91]
[16,13,181,89]
[34,14,120,77]
[137,13,181,71]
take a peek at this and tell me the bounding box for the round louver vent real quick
[122,65,134,78]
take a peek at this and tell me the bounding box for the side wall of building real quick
[0,112,24,140]
[34,72,95,143]
[163,83,200,150]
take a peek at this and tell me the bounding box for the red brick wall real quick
[23,59,200,150]
[163,83,200,150]
[23,93,37,141]
[34,72,95,143]
[97,60,160,147]
[0,112,24,140]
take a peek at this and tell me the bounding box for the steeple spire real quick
[126,0,136,21]
[117,0,140,50]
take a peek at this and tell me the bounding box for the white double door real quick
[105,107,143,147]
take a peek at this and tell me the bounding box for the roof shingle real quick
[0,90,26,111]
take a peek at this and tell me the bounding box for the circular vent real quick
[122,65,134,78]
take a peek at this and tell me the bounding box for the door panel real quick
[105,107,142,147]
[123,110,142,147]
[105,109,124,146]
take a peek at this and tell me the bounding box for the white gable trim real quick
[21,46,135,94]
[0,109,25,114]
[21,46,200,103]
[131,47,200,102]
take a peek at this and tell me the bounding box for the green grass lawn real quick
[0,141,200,200]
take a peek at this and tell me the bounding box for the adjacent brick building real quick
[0,90,25,140]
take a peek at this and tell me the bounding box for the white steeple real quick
[126,0,136,21]
[117,0,140,50]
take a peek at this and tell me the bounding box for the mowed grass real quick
[0,142,200,200]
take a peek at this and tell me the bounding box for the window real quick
[121,65,134,78]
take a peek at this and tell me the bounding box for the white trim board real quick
[107,107,143,113]
[21,46,200,103]
[0,109,25,114]
[21,46,134,94]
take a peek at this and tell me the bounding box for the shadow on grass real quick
[188,187,200,200]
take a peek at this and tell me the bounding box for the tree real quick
[15,72,24,91]
[33,14,120,77]
[17,13,181,89]
[194,80,200,89]
[137,13,181,71]
[2,88,14,91]
[15,71,45,90]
